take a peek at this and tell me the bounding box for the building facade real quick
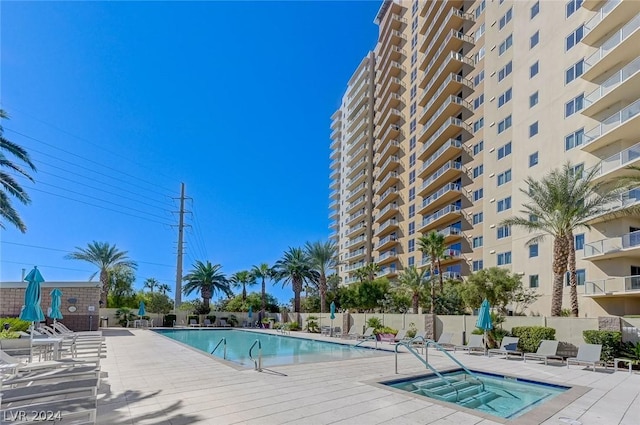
[329,0,640,317]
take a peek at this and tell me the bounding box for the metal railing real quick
[248,339,262,372]
[584,98,640,144]
[211,337,227,359]
[585,13,640,73]
[585,56,640,107]
[585,0,622,35]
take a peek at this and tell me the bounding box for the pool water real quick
[155,329,388,367]
[386,370,568,419]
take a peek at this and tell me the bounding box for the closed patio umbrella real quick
[330,301,336,336]
[476,298,493,355]
[248,306,253,326]
[48,288,64,328]
[138,301,146,326]
[20,266,45,361]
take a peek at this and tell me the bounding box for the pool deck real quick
[98,328,639,425]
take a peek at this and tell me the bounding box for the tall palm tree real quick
[396,266,427,314]
[354,267,368,284]
[418,231,447,313]
[251,263,275,314]
[143,278,159,292]
[66,241,137,306]
[182,260,230,311]
[1,109,36,233]
[229,270,255,301]
[157,283,172,295]
[274,247,318,313]
[501,163,623,316]
[364,263,381,281]
[305,240,337,313]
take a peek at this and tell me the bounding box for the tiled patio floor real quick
[97,329,639,425]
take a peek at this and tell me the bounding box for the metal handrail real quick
[211,337,227,359]
[354,335,378,349]
[424,339,484,391]
[249,339,262,372]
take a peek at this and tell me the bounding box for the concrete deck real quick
[97,329,639,425]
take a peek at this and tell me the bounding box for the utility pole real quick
[174,182,186,309]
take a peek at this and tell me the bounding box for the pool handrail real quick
[211,337,227,359]
[249,339,262,372]
[424,338,485,391]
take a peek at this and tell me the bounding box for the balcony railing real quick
[345,262,365,272]
[375,140,400,159]
[584,13,640,73]
[584,98,640,144]
[347,209,366,222]
[377,218,399,234]
[595,142,640,176]
[422,183,461,209]
[378,265,397,277]
[438,226,462,238]
[377,186,398,203]
[585,0,623,37]
[377,250,397,262]
[420,96,472,134]
[375,202,398,221]
[420,118,472,155]
[348,182,366,198]
[424,73,474,110]
[421,204,461,228]
[585,275,640,294]
[346,222,366,234]
[376,171,399,191]
[584,230,640,257]
[347,235,367,248]
[585,56,640,107]
[421,139,462,173]
[347,169,367,185]
[421,161,463,191]
[589,187,640,218]
[420,51,474,88]
[347,195,366,210]
[376,155,399,175]
[347,248,365,259]
[376,234,397,249]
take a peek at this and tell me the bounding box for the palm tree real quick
[0,109,36,233]
[274,247,318,313]
[396,266,427,314]
[182,260,230,311]
[143,278,159,292]
[157,283,172,295]
[251,263,275,315]
[305,240,337,313]
[501,163,623,316]
[364,263,381,281]
[418,231,447,314]
[354,267,368,284]
[66,241,137,306]
[229,270,255,301]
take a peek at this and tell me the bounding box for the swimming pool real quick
[155,329,388,367]
[384,369,569,419]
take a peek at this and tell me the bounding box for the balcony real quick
[438,226,463,243]
[379,11,406,47]
[417,183,463,215]
[584,275,640,296]
[346,182,367,203]
[420,7,475,53]
[419,51,474,89]
[376,218,399,237]
[583,56,640,118]
[582,0,607,11]
[420,72,474,109]
[347,169,367,189]
[376,140,401,164]
[586,187,640,224]
[375,202,399,223]
[418,96,473,137]
[329,157,341,170]
[377,249,398,265]
[377,186,399,207]
[330,178,340,191]
[346,106,368,132]
[347,234,367,249]
[347,195,366,214]
[584,230,640,260]
[593,142,640,182]
[419,30,475,75]
[418,118,472,160]
[583,13,640,81]
[328,208,339,220]
[376,92,402,117]
[347,141,369,163]
[330,145,341,160]
[378,265,398,278]
[345,261,366,273]
[346,221,367,238]
[377,123,402,145]
[418,161,463,197]
[584,0,640,46]
[376,233,398,251]
[375,170,400,195]
[418,204,462,233]
[347,157,368,180]
[346,209,367,226]
[378,108,402,139]
[347,248,366,261]
[329,220,338,230]
[329,168,339,181]
[582,99,640,152]
[329,189,339,200]
[375,155,400,179]
[418,139,463,179]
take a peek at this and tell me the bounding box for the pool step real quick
[417,381,485,402]
[458,390,500,409]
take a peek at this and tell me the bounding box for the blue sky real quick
[0,1,381,304]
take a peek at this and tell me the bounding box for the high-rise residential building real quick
[328,0,640,317]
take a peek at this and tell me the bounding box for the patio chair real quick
[453,334,485,354]
[435,332,455,349]
[321,326,331,336]
[393,329,409,343]
[523,340,563,365]
[189,319,200,327]
[345,325,359,339]
[567,344,603,371]
[203,319,215,327]
[219,319,231,327]
[358,327,376,341]
[332,326,341,337]
[488,337,523,359]
[411,331,427,348]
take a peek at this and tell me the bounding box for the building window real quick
[497,251,512,265]
[566,59,585,84]
[410,85,417,100]
[530,31,539,49]
[474,93,485,110]
[475,46,486,64]
[566,0,583,18]
[409,187,415,202]
[529,152,539,167]
[411,51,417,66]
[565,269,586,286]
[497,169,512,186]
[473,164,484,178]
[411,68,417,82]
[498,88,512,108]
[498,34,513,56]
[475,22,486,42]
[473,212,484,225]
[473,260,484,271]
[529,244,539,257]
[410,119,416,134]
[474,117,485,132]
[410,102,417,117]
[475,0,486,18]
[408,256,415,267]
[473,236,484,248]
[565,128,584,150]
[408,204,415,218]
[499,7,513,30]
[409,170,416,185]
[408,239,415,253]
[565,93,585,117]
[411,33,418,49]
[474,70,485,86]
[497,115,512,134]
[412,16,418,31]
[409,152,416,168]
[473,188,484,201]
[531,1,540,19]
[566,25,584,51]
[529,121,539,137]
[530,61,539,78]
[408,221,415,235]
[497,225,511,239]
[498,141,512,159]
[529,274,539,288]
[530,91,539,108]
[498,61,513,83]
[473,140,484,155]
[575,233,585,250]
[497,196,512,212]
[410,136,416,150]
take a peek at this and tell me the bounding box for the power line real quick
[0,259,94,274]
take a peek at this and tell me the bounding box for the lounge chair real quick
[189,319,200,327]
[435,332,454,349]
[345,325,359,339]
[523,340,563,365]
[567,344,603,371]
[332,326,341,337]
[358,327,376,341]
[411,331,427,348]
[393,329,409,343]
[219,319,231,327]
[453,334,485,354]
[203,319,215,327]
[488,337,523,359]
[321,326,331,336]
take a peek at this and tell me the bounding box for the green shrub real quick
[305,316,319,333]
[620,342,640,364]
[206,315,216,324]
[583,330,622,362]
[287,322,301,331]
[227,314,238,327]
[0,317,31,332]
[366,317,383,330]
[163,314,177,327]
[511,326,556,353]
[0,329,20,339]
[406,323,417,338]
[374,326,398,335]
[115,308,136,327]
[187,315,199,325]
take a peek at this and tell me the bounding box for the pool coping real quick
[366,367,591,425]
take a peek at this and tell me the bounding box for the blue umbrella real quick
[48,288,64,328]
[330,301,336,336]
[476,298,493,355]
[138,301,146,318]
[20,266,45,327]
[248,306,253,326]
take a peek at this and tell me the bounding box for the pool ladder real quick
[211,337,227,359]
[249,339,262,372]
